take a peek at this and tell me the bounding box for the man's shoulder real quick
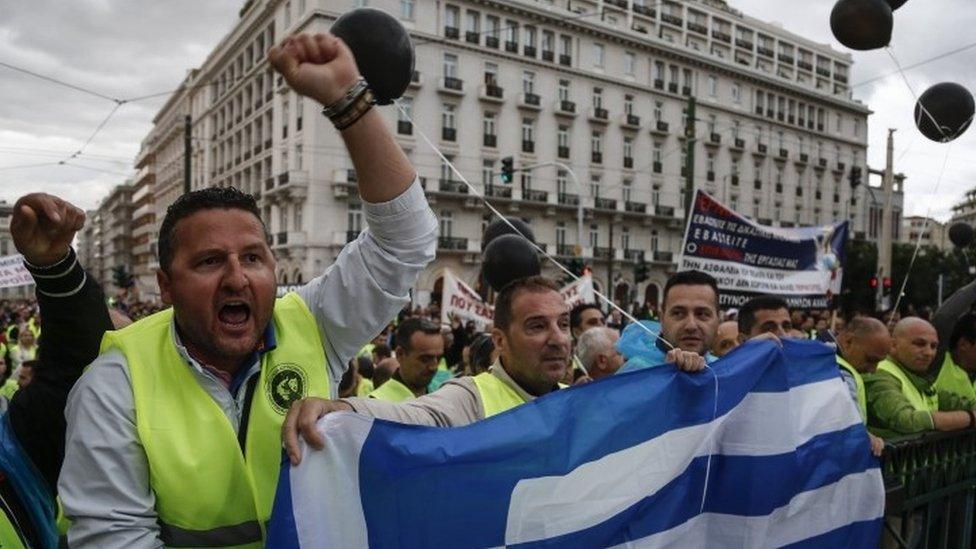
[71,349,133,401]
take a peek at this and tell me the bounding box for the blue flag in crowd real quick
[267,339,884,548]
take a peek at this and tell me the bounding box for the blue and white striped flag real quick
[268,339,884,548]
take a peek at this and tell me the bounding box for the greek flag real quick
[267,339,884,548]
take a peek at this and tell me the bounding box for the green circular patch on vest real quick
[267,363,308,414]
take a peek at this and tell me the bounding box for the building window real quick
[522,71,535,94]
[295,144,303,170]
[557,125,569,149]
[521,118,535,143]
[486,16,500,40]
[558,79,571,101]
[559,35,572,56]
[484,62,498,85]
[624,94,634,116]
[592,42,605,68]
[400,0,415,20]
[589,224,599,248]
[483,111,496,137]
[348,203,363,232]
[732,83,741,103]
[557,170,568,196]
[654,100,663,121]
[623,137,633,161]
[466,11,480,34]
[443,53,458,78]
[556,222,567,247]
[591,131,603,154]
[482,159,494,187]
[622,180,632,204]
[445,5,460,29]
[650,230,659,252]
[624,52,636,75]
[442,104,456,129]
[621,226,630,250]
[590,175,600,197]
[707,75,717,97]
[439,211,453,237]
[592,87,603,109]
[542,30,555,54]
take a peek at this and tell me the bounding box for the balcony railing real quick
[486,36,499,49]
[523,188,548,202]
[591,151,603,164]
[485,84,504,98]
[559,54,572,66]
[438,236,468,250]
[652,251,674,262]
[522,140,535,153]
[594,197,617,210]
[655,205,675,217]
[445,26,460,39]
[397,120,413,135]
[559,100,576,113]
[465,31,480,44]
[625,201,646,213]
[593,246,613,259]
[623,157,633,169]
[655,120,670,133]
[485,184,512,198]
[626,114,641,126]
[557,146,570,159]
[505,41,518,53]
[558,192,580,206]
[557,244,575,256]
[624,249,644,262]
[483,134,497,148]
[438,179,468,194]
[523,92,541,106]
[593,107,609,120]
[736,39,753,49]
[442,127,457,141]
[443,77,463,91]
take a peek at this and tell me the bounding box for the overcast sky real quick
[1,0,974,220]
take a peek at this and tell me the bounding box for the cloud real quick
[732,0,976,220]
[0,0,239,211]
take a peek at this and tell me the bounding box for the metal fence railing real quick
[880,430,976,548]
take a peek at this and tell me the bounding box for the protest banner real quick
[0,255,33,290]
[678,190,847,309]
[440,270,494,330]
[560,273,596,308]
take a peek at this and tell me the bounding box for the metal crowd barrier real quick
[880,429,976,548]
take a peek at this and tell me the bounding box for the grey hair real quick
[576,327,618,372]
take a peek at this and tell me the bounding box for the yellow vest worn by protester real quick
[368,377,415,402]
[0,513,25,549]
[837,355,867,422]
[877,359,939,412]
[472,372,529,417]
[100,292,330,547]
[933,353,976,401]
[356,377,375,397]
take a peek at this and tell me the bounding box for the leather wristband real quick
[321,78,368,118]
[332,87,375,130]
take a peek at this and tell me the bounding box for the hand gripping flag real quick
[268,339,884,548]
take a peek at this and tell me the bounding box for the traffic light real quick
[848,166,862,189]
[635,261,650,283]
[869,276,878,289]
[500,156,514,184]
[882,277,892,295]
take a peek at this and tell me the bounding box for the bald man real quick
[836,317,891,456]
[865,317,976,439]
[710,321,740,358]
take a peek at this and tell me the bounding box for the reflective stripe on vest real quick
[159,520,262,547]
[933,354,976,401]
[473,372,528,418]
[368,377,415,402]
[101,292,330,546]
[877,359,938,412]
[836,355,867,422]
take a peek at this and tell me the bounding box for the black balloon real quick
[830,0,893,51]
[914,83,975,143]
[482,217,536,250]
[330,8,414,104]
[885,0,908,9]
[949,222,975,248]
[482,234,541,292]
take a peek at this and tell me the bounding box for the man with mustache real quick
[58,32,438,547]
[282,276,707,466]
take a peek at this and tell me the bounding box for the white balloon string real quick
[886,47,953,142]
[393,100,676,350]
[888,142,954,325]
